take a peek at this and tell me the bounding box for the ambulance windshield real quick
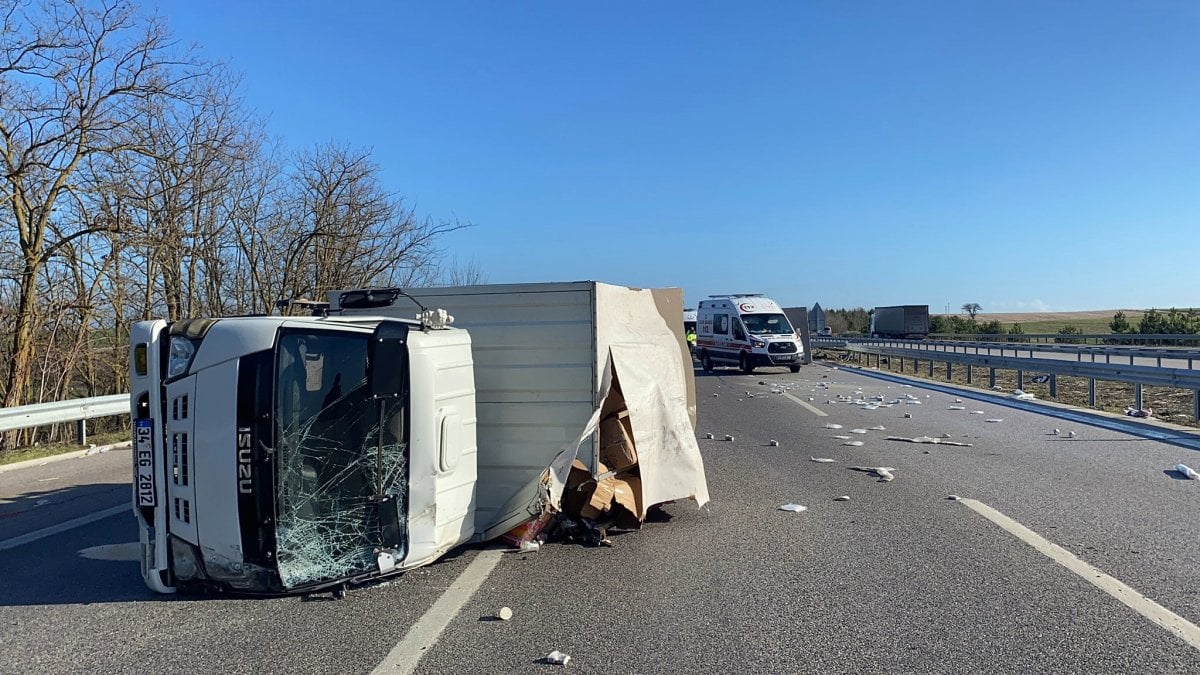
[741,313,793,335]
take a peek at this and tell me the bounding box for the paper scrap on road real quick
[1176,464,1200,480]
[543,650,571,665]
[948,405,965,411]
[498,607,514,621]
[832,435,851,440]
[850,429,867,435]
[779,503,808,512]
[985,418,1003,423]
[842,441,864,447]
[833,496,851,502]
[810,457,835,463]
[1010,389,1036,401]
[885,436,973,447]
[825,423,843,429]
[946,494,961,501]
[970,410,984,414]
[849,466,895,482]
[1125,406,1154,418]
[868,425,886,431]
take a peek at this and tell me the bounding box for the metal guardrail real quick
[0,394,129,443]
[928,333,1200,345]
[813,338,1200,368]
[833,343,1200,421]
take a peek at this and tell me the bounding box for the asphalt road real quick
[3,363,1200,674]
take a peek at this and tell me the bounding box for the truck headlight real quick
[167,337,196,378]
[751,338,766,348]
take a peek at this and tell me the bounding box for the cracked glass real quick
[274,330,408,589]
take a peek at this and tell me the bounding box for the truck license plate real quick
[774,355,794,361]
[135,419,156,507]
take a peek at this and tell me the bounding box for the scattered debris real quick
[868,425,886,431]
[34,499,51,507]
[832,435,851,440]
[842,441,864,447]
[825,423,844,429]
[1031,375,1051,384]
[778,503,808,512]
[903,413,913,418]
[810,457,835,463]
[705,433,714,439]
[724,435,735,441]
[713,393,719,397]
[769,440,779,447]
[1177,464,1200,480]
[946,495,961,501]
[970,410,984,415]
[849,466,895,482]
[1125,406,1154,418]
[498,606,514,621]
[1052,428,1061,435]
[542,650,572,666]
[1010,389,1036,401]
[1067,431,1076,438]
[954,398,962,403]
[985,419,1003,423]
[886,436,973,447]
[948,405,965,411]
[850,429,867,435]
[518,541,541,553]
[833,495,851,502]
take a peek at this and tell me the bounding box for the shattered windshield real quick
[741,313,794,335]
[274,330,408,589]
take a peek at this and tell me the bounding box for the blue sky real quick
[160,1,1200,313]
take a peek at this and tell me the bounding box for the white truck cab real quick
[695,294,802,374]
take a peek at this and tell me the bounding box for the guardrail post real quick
[927,359,934,377]
[1194,390,1199,424]
[1017,370,1023,390]
[966,364,973,384]
[989,368,996,388]
[946,362,952,380]
[1135,383,1143,410]
[1088,379,1096,406]
[1050,374,1057,398]
[76,419,87,445]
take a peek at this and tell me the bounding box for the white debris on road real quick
[842,441,865,447]
[833,496,851,502]
[825,423,844,429]
[779,503,808,512]
[885,436,973,447]
[1176,464,1199,480]
[985,419,1003,423]
[849,466,895,482]
[543,651,571,665]
[810,457,835,463]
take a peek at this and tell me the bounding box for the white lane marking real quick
[0,504,128,551]
[782,392,828,417]
[372,548,506,674]
[962,499,1200,651]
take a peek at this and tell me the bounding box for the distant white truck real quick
[695,294,803,374]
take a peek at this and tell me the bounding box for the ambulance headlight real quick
[751,338,766,349]
[167,337,196,378]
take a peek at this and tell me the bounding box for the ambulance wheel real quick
[740,352,755,374]
[702,352,714,373]
[789,364,801,373]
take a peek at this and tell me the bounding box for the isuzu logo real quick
[237,427,252,494]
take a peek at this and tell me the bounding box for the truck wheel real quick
[789,364,801,373]
[702,352,713,373]
[739,352,755,374]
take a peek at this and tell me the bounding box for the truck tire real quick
[789,364,801,373]
[739,352,755,374]
[701,351,713,373]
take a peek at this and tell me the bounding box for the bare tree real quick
[962,303,982,320]
[0,0,200,413]
[261,143,469,305]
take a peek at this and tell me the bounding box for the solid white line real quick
[371,548,506,674]
[782,392,828,417]
[962,499,1200,652]
[0,504,129,551]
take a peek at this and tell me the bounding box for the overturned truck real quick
[129,281,709,594]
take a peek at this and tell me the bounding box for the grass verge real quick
[0,431,129,466]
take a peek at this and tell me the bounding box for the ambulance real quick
[695,294,802,374]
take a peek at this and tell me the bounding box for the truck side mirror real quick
[369,321,410,399]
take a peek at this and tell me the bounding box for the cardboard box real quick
[599,412,638,472]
